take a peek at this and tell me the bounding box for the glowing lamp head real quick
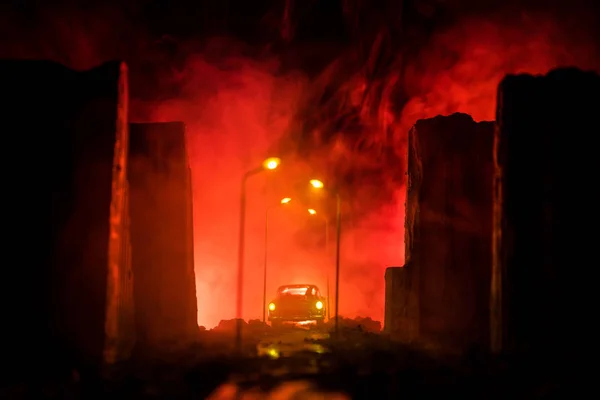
[315,301,323,310]
[281,197,292,204]
[308,208,316,215]
[263,157,281,170]
[267,348,279,359]
[310,179,324,189]
[268,302,276,311]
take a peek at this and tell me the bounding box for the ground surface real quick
[0,320,589,399]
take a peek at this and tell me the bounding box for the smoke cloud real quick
[2,2,598,328]
[133,42,315,328]
[399,12,599,130]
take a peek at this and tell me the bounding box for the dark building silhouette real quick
[128,122,198,352]
[493,68,600,358]
[1,60,134,377]
[393,113,494,351]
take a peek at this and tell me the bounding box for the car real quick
[267,284,327,328]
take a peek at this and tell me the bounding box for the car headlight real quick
[268,302,276,311]
[315,301,323,310]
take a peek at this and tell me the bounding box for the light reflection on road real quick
[207,380,350,400]
[257,326,330,359]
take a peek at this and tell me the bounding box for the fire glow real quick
[161,17,596,328]
[8,4,595,330]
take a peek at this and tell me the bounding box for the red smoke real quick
[3,5,597,329]
[133,43,318,328]
[134,39,409,327]
[148,12,597,329]
[398,14,598,133]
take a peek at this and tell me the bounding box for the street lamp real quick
[236,156,281,353]
[308,208,331,320]
[263,197,292,323]
[309,179,342,338]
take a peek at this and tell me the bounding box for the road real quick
[1,321,585,398]
[208,324,347,399]
[190,321,384,398]
[256,324,330,359]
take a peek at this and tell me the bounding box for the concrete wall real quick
[493,68,600,357]
[403,113,494,351]
[128,122,198,352]
[0,60,134,376]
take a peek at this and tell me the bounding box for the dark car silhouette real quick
[267,284,326,328]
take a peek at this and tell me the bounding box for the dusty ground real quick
[0,319,589,399]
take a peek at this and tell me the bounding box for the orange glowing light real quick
[263,157,281,170]
[308,208,316,215]
[281,197,292,204]
[309,179,324,189]
[268,302,276,311]
[315,301,323,310]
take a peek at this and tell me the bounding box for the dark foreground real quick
[0,323,589,399]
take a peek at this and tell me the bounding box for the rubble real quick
[213,318,249,334]
[1,60,134,376]
[401,113,495,352]
[326,316,382,333]
[128,122,198,354]
[493,68,600,357]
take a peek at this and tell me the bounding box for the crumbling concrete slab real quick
[128,122,198,353]
[493,68,600,357]
[0,60,134,375]
[404,113,494,351]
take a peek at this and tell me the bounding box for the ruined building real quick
[129,122,198,352]
[1,60,135,375]
[493,68,600,358]
[386,113,494,351]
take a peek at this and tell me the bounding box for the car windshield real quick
[278,287,308,297]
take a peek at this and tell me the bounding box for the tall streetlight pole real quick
[308,208,330,320]
[309,179,341,338]
[263,197,292,323]
[236,157,281,354]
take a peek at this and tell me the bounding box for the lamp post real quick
[309,179,341,338]
[308,208,330,320]
[263,197,292,323]
[236,157,280,353]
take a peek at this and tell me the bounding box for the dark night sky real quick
[1,1,597,86]
[3,1,597,50]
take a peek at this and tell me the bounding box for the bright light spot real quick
[315,301,323,310]
[263,157,281,170]
[268,302,276,311]
[308,208,316,215]
[281,197,292,204]
[310,179,324,188]
[267,348,279,359]
[257,344,280,359]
